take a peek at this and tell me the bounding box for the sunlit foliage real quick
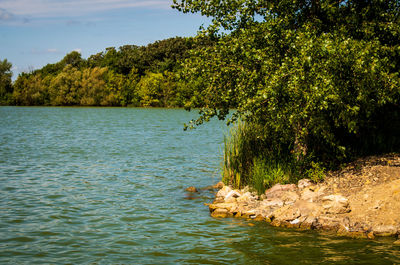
[6,37,209,108]
[173,0,400,187]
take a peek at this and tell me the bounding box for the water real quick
[0,106,399,264]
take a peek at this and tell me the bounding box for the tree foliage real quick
[0,59,13,105]
[173,0,400,176]
[5,36,213,108]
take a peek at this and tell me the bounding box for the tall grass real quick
[222,121,259,189]
[251,158,291,195]
[222,121,299,194]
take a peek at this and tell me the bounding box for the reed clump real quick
[223,121,299,195]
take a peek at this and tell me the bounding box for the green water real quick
[0,106,399,264]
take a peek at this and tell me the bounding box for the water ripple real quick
[1,107,399,264]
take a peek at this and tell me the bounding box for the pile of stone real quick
[208,179,400,243]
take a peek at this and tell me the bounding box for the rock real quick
[260,198,284,208]
[265,190,286,199]
[338,230,368,239]
[237,192,256,203]
[259,207,276,218]
[373,225,398,237]
[316,216,342,231]
[281,184,297,191]
[367,231,375,239]
[300,186,326,202]
[266,184,283,194]
[211,208,232,218]
[300,188,316,202]
[336,224,350,235]
[251,214,265,221]
[322,195,350,214]
[225,196,237,203]
[295,200,323,217]
[234,212,242,218]
[273,200,323,229]
[213,181,224,189]
[224,190,241,201]
[185,186,198,192]
[240,209,257,218]
[290,218,300,225]
[265,184,298,200]
[298,179,313,189]
[216,186,232,198]
[281,191,299,205]
[272,205,301,222]
[300,215,318,229]
[270,218,282,227]
[342,216,351,228]
[208,202,237,212]
[266,183,297,195]
[212,197,225,204]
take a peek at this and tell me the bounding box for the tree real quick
[173,0,400,169]
[11,36,202,108]
[80,67,108,106]
[105,67,140,106]
[61,51,84,68]
[13,73,49,105]
[137,72,165,107]
[48,65,82,106]
[0,59,13,104]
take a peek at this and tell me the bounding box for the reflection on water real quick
[0,107,399,264]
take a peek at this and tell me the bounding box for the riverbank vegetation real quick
[173,0,400,191]
[0,36,214,107]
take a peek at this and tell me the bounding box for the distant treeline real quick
[0,36,214,107]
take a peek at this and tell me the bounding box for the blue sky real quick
[0,0,209,78]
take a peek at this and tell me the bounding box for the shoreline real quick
[206,154,400,244]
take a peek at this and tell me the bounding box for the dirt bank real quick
[207,154,400,243]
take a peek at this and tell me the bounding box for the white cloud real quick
[29,48,63,54]
[0,0,172,18]
[73,48,82,53]
[0,8,14,20]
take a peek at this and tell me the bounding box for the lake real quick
[0,106,399,264]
